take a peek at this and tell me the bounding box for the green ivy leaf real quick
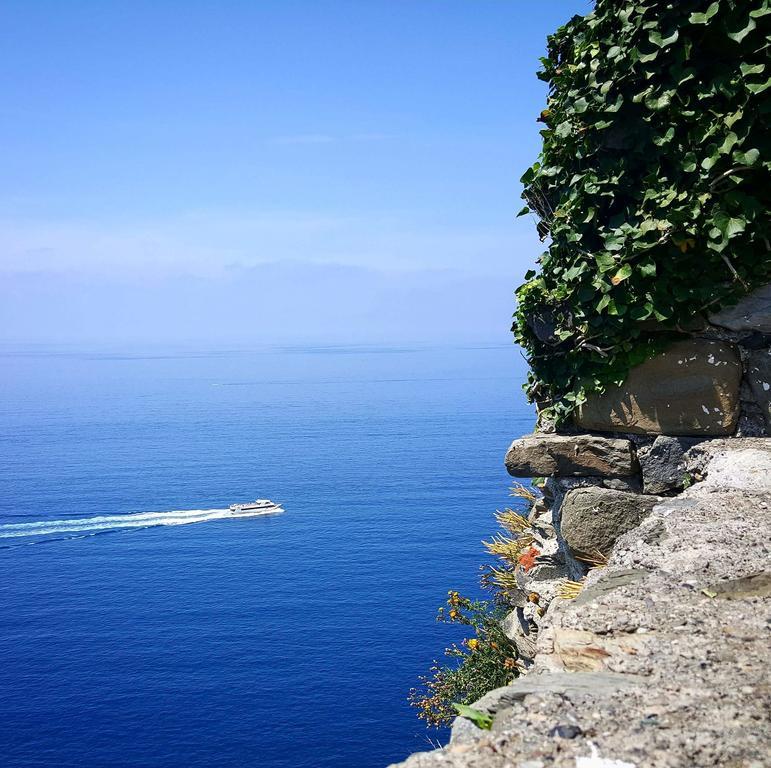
[726,16,756,43]
[689,2,719,24]
[595,252,617,272]
[746,77,771,94]
[740,63,765,76]
[718,132,738,154]
[653,127,675,146]
[611,264,633,284]
[649,29,679,48]
[713,211,746,238]
[733,147,760,164]
[574,97,589,113]
[452,704,493,730]
[681,153,697,172]
[644,90,673,110]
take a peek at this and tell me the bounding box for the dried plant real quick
[508,482,540,505]
[494,507,533,536]
[480,564,521,594]
[557,579,585,600]
[576,549,608,569]
[483,532,533,564]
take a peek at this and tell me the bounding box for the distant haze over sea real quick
[1,261,518,345]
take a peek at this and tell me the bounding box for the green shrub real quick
[408,592,519,727]
[514,0,771,425]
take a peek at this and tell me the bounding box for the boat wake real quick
[0,506,282,543]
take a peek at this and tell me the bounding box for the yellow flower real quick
[467,638,479,651]
[449,609,458,619]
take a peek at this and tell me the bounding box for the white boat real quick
[228,499,282,514]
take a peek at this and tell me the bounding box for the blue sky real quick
[1,0,589,344]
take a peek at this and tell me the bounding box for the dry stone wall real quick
[574,283,771,438]
[390,284,771,768]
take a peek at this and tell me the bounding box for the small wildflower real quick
[518,546,540,572]
[466,638,479,651]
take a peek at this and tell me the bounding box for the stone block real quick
[505,434,637,478]
[560,487,661,559]
[639,435,702,494]
[576,339,742,436]
[709,283,771,333]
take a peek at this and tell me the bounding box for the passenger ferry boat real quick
[228,499,283,514]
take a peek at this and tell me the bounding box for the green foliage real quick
[514,0,771,424]
[408,592,519,727]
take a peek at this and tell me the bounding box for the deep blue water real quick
[0,344,533,768]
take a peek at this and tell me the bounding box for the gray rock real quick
[560,487,661,559]
[694,446,771,494]
[573,568,650,606]
[576,339,742,436]
[706,571,771,600]
[505,433,637,478]
[746,347,771,432]
[501,609,537,660]
[450,672,643,745]
[639,435,702,494]
[709,283,771,333]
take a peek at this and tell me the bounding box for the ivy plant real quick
[514,0,771,426]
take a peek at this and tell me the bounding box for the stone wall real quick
[390,284,771,768]
[391,438,771,768]
[573,283,771,437]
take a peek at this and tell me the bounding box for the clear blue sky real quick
[1,0,589,345]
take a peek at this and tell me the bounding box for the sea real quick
[0,343,534,768]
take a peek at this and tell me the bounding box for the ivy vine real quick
[514,0,771,426]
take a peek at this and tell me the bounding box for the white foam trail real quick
[0,507,282,539]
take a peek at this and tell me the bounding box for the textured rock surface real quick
[390,439,771,768]
[638,435,701,494]
[575,339,742,435]
[746,347,771,431]
[708,282,771,333]
[449,672,643,746]
[559,487,660,559]
[505,434,637,478]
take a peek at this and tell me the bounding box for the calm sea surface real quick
[0,344,533,768]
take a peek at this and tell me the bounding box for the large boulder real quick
[560,487,661,559]
[575,339,741,436]
[746,347,771,432]
[709,283,771,333]
[504,433,637,478]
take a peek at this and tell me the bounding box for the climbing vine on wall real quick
[514,0,771,425]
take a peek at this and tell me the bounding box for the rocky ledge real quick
[390,438,771,768]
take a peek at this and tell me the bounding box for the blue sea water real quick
[0,344,533,768]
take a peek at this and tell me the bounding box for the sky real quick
[0,0,589,345]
